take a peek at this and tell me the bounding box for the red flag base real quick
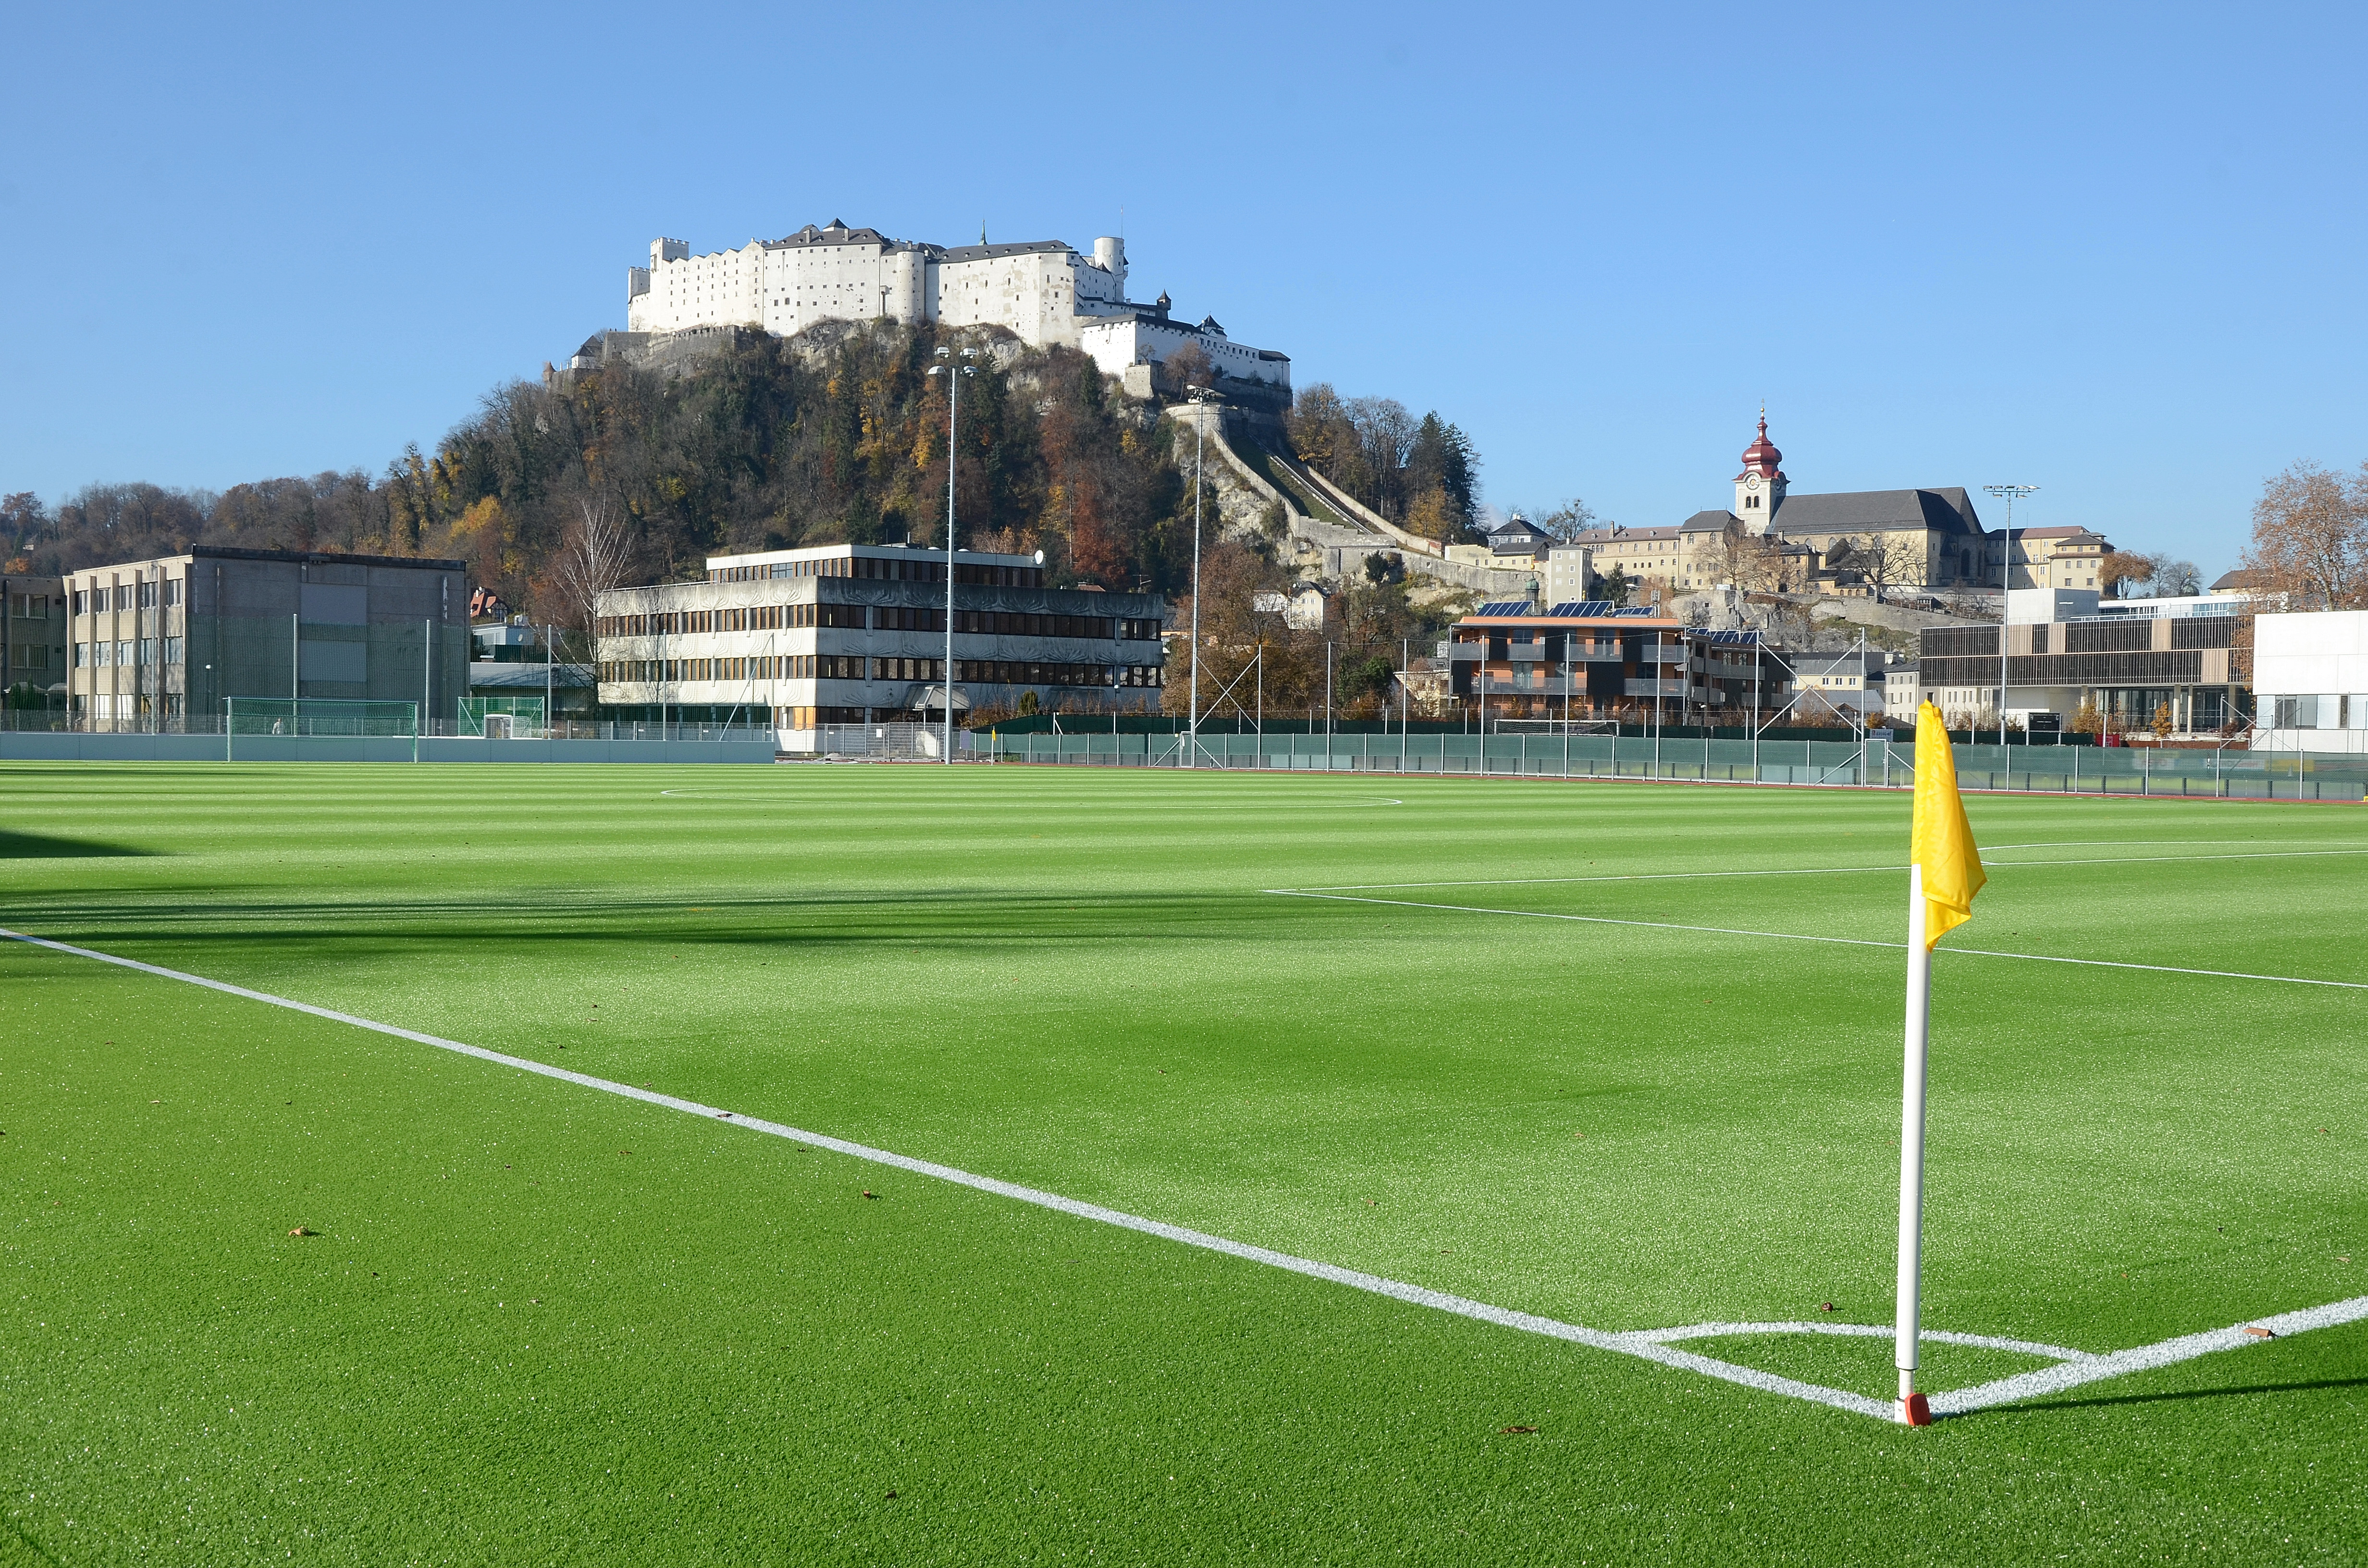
[1898,1392,1933,1426]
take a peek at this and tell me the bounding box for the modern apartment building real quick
[1444,600,1788,723]
[1919,604,2247,734]
[592,544,1167,735]
[62,547,469,728]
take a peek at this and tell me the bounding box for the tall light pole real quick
[1984,484,2038,749]
[1185,387,1216,768]
[927,345,977,764]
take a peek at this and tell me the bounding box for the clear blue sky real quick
[8,1,2363,578]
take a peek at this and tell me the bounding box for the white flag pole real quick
[1895,863,1934,1425]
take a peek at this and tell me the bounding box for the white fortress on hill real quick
[619,220,1289,392]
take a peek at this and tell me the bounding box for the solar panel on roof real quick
[1475,600,1535,616]
[1546,600,1616,617]
[1614,606,1657,616]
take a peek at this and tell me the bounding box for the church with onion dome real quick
[1661,414,1995,595]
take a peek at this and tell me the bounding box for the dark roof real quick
[2209,569,2266,591]
[766,222,897,250]
[1679,509,1740,533]
[1769,488,1985,537]
[1573,526,1678,542]
[937,241,1073,262]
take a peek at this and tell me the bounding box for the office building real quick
[593,543,1167,739]
[63,547,469,729]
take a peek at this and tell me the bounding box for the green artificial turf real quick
[1,760,2362,1564]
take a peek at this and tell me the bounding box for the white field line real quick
[6,923,2362,1425]
[1290,845,2368,894]
[1266,891,2368,991]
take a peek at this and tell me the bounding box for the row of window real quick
[599,656,1163,689]
[73,638,184,667]
[9,594,53,618]
[704,557,1049,588]
[72,580,184,615]
[2269,695,2368,730]
[7,644,49,668]
[596,606,1158,640]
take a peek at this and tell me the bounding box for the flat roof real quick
[70,545,466,574]
[707,543,1041,569]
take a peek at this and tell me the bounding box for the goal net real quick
[457,696,547,738]
[225,698,420,738]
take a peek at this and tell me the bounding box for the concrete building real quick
[593,543,1167,744]
[3,573,69,712]
[62,547,468,730]
[618,220,1287,394]
[1444,600,1787,723]
[1542,544,1594,608]
[2251,610,2368,754]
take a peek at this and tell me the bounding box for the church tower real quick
[1734,412,1787,534]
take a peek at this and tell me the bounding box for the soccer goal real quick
[225,698,420,759]
[457,696,547,739]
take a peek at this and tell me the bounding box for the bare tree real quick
[2240,460,2368,609]
[2149,554,2203,596]
[555,493,632,632]
[1533,498,1598,542]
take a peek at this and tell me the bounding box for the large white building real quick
[621,220,1289,392]
[2252,610,2368,754]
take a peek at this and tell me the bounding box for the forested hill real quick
[1,321,1484,626]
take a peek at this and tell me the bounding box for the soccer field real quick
[3,761,2363,1564]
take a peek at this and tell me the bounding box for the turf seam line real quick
[9,924,2362,1425]
[1288,845,2368,893]
[1265,891,2368,990]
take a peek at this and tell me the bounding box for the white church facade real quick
[620,220,1288,392]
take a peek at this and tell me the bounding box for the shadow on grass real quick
[2019,1374,2368,1413]
[0,828,156,858]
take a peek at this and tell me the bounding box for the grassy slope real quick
[1,762,2362,1564]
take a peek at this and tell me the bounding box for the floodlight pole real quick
[1186,388,1215,768]
[1984,485,2038,749]
[929,345,978,764]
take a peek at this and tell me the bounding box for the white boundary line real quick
[4,923,2360,1424]
[1264,890,2368,991]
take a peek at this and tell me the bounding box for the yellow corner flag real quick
[1912,700,1986,947]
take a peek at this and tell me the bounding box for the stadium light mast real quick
[1983,485,2038,749]
[927,345,978,765]
[1185,386,1218,768]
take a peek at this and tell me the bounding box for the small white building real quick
[2251,610,2368,754]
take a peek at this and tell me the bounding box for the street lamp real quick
[1185,386,1218,768]
[926,345,978,765]
[1984,484,2039,749]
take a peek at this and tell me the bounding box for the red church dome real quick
[1739,414,1783,477]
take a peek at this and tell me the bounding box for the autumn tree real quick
[2099,550,2155,599]
[2241,459,2368,609]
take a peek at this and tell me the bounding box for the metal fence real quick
[0,711,771,744]
[985,729,2368,801]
